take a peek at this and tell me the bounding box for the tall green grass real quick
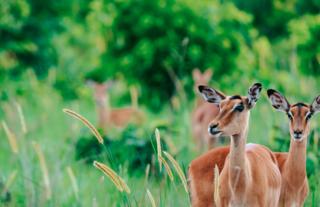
[0,71,319,206]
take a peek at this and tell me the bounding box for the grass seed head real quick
[32,142,51,200]
[146,189,157,207]
[158,157,174,181]
[63,108,104,144]
[155,128,162,170]
[93,161,131,194]
[2,121,19,154]
[163,151,188,193]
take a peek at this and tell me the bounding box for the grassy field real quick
[1,71,320,206]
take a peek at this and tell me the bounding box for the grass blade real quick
[214,165,220,206]
[32,142,51,200]
[63,108,104,144]
[14,102,27,134]
[66,166,79,200]
[146,189,157,207]
[93,161,131,194]
[158,157,174,181]
[2,121,19,154]
[163,151,188,193]
[2,170,18,195]
[155,128,162,171]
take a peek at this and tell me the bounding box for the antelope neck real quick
[229,115,250,197]
[195,96,206,107]
[96,93,111,128]
[285,134,307,186]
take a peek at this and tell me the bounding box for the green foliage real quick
[103,0,255,109]
[0,0,67,77]
[0,1,320,205]
[288,15,320,74]
[75,125,168,176]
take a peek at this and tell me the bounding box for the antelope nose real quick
[208,123,220,135]
[210,123,219,129]
[293,131,303,139]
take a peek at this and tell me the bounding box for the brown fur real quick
[191,69,219,150]
[188,103,313,207]
[189,86,281,207]
[90,81,144,133]
[189,146,230,207]
[268,92,312,207]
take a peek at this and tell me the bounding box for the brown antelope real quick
[88,80,143,133]
[189,83,281,207]
[267,89,320,206]
[191,68,220,150]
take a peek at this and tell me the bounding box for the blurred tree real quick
[1,0,318,108]
[98,0,255,110]
[232,0,320,40]
[0,0,69,78]
[288,15,320,74]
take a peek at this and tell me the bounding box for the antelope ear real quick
[247,83,262,109]
[198,85,226,104]
[267,89,290,112]
[311,95,320,114]
[192,68,201,80]
[204,69,213,78]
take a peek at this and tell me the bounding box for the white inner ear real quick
[201,89,221,103]
[312,96,320,113]
[248,89,261,106]
[270,95,288,110]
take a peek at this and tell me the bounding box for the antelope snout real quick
[208,123,221,136]
[293,130,303,140]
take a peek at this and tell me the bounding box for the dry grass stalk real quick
[2,121,19,154]
[2,170,18,195]
[130,85,138,108]
[158,157,174,181]
[146,189,157,207]
[32,142,51,200]
[214,165,220,206]
[162,136,177,155]
[14,102,27,134]
[66,166,79,200]
[93,161,123,192]
[93,161,131,194]
[145,164,150,185]
[163,151,188,193]
[171,96,181,111]
[63,108,104,144]
[155,128,162,170]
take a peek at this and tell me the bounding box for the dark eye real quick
[306,113,312,121]
[234,104,244,112]
[287,113,293,120]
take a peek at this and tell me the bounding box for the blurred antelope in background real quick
[88,80,144,133]
[267,89,320,206]
[189,83,281,207]
[191,68,220,150]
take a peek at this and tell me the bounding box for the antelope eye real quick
[287,113,293,120]
[234,104,244,112]
[306,113,312,121]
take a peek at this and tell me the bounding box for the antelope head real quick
[198,83,262,137]
[87,80,114,106]
[192,68,213,92]
[267,89,320,142]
